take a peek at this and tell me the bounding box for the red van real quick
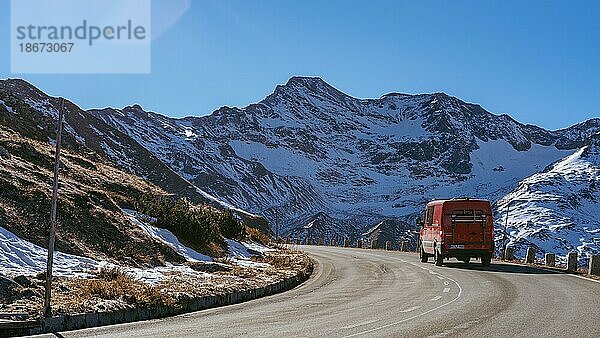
[418,198,494,266]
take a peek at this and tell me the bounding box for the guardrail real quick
[296,240,599,277]
[293,238,415,252]
[504,246,600,277]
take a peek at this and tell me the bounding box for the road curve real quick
[44,246,600,337]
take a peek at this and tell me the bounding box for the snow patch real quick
[125,209,212,262]
[226,239,273,268]
[241,241,276,254]
[0,99,15,114]
[0,225,99,278]
[226,239,252,259]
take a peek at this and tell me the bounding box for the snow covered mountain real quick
[89,77,600,242]
[0,79,267,231]
[495,134,600,261]
[2,76,599,253]
[361,219,417,250]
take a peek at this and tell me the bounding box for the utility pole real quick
[275,207,279,242]
[44,98,64,317]
[502,200,511,261]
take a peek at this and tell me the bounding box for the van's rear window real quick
[449,210,486,222]
[451,210,485,215]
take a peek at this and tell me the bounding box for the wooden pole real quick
[275,207,279,242]
[44,98,64,317]
[502,201,510,261]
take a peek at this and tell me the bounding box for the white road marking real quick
[444,281,449,286]
[437,275,445,280]
[443,288,450,293]
[399,305,422,313]
[430,296,442,301]
[343,253,464,338]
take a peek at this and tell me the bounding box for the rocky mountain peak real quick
[124,104,145,112]
[265,76,355,111]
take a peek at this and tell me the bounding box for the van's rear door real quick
[447,209,486,247]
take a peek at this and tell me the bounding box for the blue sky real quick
[1,0,599,130]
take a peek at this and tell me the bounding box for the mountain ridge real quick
[2,76,599,258]
[85,77,599,236]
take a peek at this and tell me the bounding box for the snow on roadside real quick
[226,239,272,269]
[125,208,274,267]
[1,208,275,283]
[227,239,253,259]
[241,241,276,254]
[99,261,207,285]
[0,225,99,278]
[125,209,212,262]
[126,209,274,270]
[0,223,210,284]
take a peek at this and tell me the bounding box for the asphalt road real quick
[44,245,600,337]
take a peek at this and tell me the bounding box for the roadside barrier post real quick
[318,238,324,246]
[371,241,376,249]
[343,239,349,247]
[525,247,536,264]
[401,241,409,252]
[330,239,336,247]
[545,253,555,267]
[567,251,578,272]
[385,241,391,250]
[357,239,363,248]
[588,255,600,276]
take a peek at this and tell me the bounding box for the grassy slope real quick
[0,125,185,266]
[0,82,272,267]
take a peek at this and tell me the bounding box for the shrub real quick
[218,209,245,240]
[134,195,247,255]
[96,266,128,281]
[245,226,270,245]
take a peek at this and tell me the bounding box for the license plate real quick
[449,244,464,249]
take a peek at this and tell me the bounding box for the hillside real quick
[88,77,600,243]
[0,124,184,266]
[495,134,600,261]
[0,82,264,268]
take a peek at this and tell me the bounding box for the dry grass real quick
[246,226,271,245]
[1,249,313,319]
[0,134,184,266]
[252,249,313,275]
[77,268,175,307]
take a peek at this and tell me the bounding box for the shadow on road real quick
[440,261,560,274]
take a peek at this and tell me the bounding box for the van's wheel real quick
[434,249,443,266]
[481,254,491,267]
[419,243,428,262]
[461,257,471,264]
